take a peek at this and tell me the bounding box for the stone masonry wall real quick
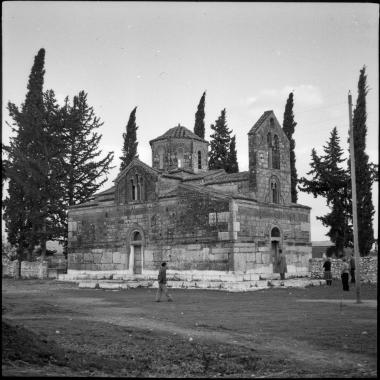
[309,256,378,283]
[68,186,233,273]
[234,201,311,275]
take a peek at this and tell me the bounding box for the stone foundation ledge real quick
[77,278,326,292]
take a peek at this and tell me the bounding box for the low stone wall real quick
[2,259,20,278]
[20,261,48,279]
[2,260,48,279]
[309,256,377,283]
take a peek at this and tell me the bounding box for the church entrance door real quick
[130,231,143,274]
[271,241,280,273]
[270,227,281,273]
[133,245,142,274]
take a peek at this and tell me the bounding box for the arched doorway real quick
[270,227,281,273]
[129,230,143,274]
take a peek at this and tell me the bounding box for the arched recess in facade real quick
[127,226,145,274]
[270,225,282,273]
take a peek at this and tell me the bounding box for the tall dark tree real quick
[59,91,114,251]
[226,135,239,173]
[194,91,206,139]
[3,48,52,260]
[282,92,298,203]
[120,107,138,171]
[348,66,375,256]
[208,109,231,171]
[299,127,351,256]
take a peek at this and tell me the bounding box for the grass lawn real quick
[2,278,377,377]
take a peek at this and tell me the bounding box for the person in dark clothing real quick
[349,254,356,283]
[277,249,287,280]
[155,262,173,302]
[322,257,332,286]
[341,257,350,291]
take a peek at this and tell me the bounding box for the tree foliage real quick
[282,92,298,203]
[3,49,114,259]
[348,66,375,256]
[208,109,231,171]
[120,107,138,171]
[226,135,239,173]
[299,127,351,256]
[194,91,206,139]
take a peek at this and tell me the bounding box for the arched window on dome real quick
[177,148,184,168]
[198,151,202,169]
[157,147,164,170]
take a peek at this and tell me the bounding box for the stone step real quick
[76,278,326,292]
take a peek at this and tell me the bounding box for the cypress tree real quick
[194,91,206,139]
[120,107,138,171]
[226,135,239,173]
[299,127,351,256]
[208,109,231,171]
[282,92,298,203]
[348,66,375,256]
[3,48,49,260]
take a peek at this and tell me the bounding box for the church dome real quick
[149,124,207,145]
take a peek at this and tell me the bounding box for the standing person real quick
[155,262,173,302]
[341,257,350,291]
[322,257,332,286]
[349,253,356,284]
[277,249,287,280]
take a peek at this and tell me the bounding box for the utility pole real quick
[348,90,361,303]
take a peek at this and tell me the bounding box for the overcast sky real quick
[2,2,379,242]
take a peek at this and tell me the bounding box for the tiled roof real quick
[182,169,226,182]
[248,110,274,135]
[94,186,115,196]
[149,124,208,144]
[205,171,249,185]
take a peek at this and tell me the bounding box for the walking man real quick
[341,257,350,291]
[349,253,356,284]
[155,262,173,302]
[277,249,287,281]
[323,256,332,286]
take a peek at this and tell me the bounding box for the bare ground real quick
[2,278,377,377]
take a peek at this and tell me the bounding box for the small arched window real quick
[133,231,141,241]
[271,177,279,203]
[270,118,275,128]
[272,135,280,169]
[271,227,281,238]
[198,151,202,169]
[131,179,136,201]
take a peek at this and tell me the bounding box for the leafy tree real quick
[194,91,206,139]
[299,127,351,256]
[59,91,114,251]
[282,92,298,203]
[226,135,239,173]
[348,66,375,256]
[208,109,231,170]
[120,107,138,171]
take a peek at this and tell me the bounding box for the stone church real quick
[67,111,311,280]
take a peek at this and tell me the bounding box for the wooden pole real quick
[348,91,361,303]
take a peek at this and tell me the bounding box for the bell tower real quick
[248,111,292,204]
